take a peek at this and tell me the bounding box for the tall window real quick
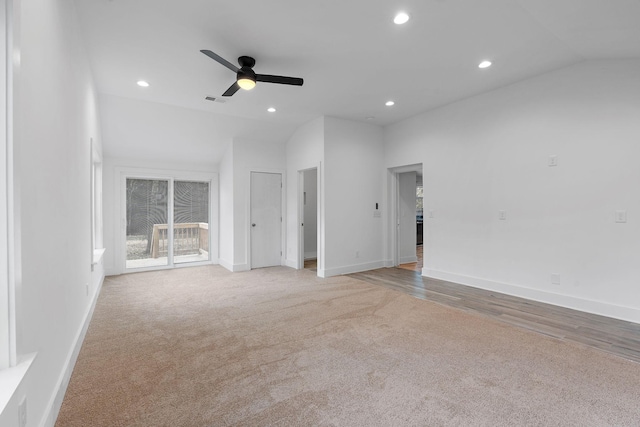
[1,0,13,369]
[91,140,104,267]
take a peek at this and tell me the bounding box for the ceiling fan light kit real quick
[201,50,303,97]
[237,75,256,90]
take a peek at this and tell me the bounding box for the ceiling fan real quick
[201,50,304,97]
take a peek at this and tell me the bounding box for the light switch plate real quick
[615,210,627,223]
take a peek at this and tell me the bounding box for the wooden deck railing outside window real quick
[150,223,209,258]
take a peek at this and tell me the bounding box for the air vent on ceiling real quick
[205,96,226,103]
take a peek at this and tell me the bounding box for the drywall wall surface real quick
[0,0,104,425]
[102,157,218,275]
[218,143,235,270]
[384,60,640,322]
[99,93,294,167]
[323,117,385,276]
[285,117,324,268]
[398,172,417,263]
[303,169,318,258]
[228,138,287,270]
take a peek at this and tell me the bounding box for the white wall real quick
[218,138,286,271]
[218,143,234,270]
[384,60,640,323]
[102,157,218,275]
[303,169,318,259]
[285,117,324,269]
[99,94,295,167]
[323,117,385,276]
[398,172,417,263]
[0,0,105,425]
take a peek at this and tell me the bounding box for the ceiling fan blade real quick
[200,50,239,73]
[256,74,304,86]
[222,82,240,97]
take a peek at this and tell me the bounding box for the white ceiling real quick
[74,0,640,164]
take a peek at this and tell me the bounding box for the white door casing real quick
[250,172,282,268]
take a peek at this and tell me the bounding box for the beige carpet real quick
[56,266,640,426]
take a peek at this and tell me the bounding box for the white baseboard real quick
[284,258,298,269]
[322,260,386,277]
[399,255,418,264]
[304,251,317,260]
[423,269,640,324]
[105,267,119,276]
[41,273,105,427]
[219,258,250,272]
[218,258,233,271]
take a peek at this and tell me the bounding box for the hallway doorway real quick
[299,168,318,271]
[388,164,423,270]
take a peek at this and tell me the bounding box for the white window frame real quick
[1,0,16,371]
[115,167,218,274]
[90,139,104,269]
[1,1,36,416]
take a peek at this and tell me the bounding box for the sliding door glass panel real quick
[173,181,210,264]
[126,178,169,269]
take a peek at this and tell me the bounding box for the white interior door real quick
[251,172,282,268]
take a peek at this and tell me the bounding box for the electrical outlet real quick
[498,210,507,220]
[548,155,558,167]
[355,251,360,258]
[615,210,627,223]
[18,396,27,427]
[428,210,434,218]
[551,273,561,285]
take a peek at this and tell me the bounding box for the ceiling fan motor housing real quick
[238,67,257,82]
[238,56,256,68]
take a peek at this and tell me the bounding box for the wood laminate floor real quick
[348,267,640,364]
[398,245,423,272]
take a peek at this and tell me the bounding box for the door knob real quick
[252,223,256,227]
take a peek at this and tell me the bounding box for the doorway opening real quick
[299,168,318,271]
[388,164,423,272]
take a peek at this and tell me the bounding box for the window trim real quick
[90,139,104,268]
[1,0,16,371]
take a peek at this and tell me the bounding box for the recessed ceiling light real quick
[137,80,150,87]
[385,101,395,107]
[394,12,410,25]
[478,60,492,69]
[267,107,276,113]
[366,116,375,120]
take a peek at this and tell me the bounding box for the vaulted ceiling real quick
[75,0,640,164]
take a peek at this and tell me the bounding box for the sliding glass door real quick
[125,177,211,270]
[126,178,169,269]
[173,181,209,264]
